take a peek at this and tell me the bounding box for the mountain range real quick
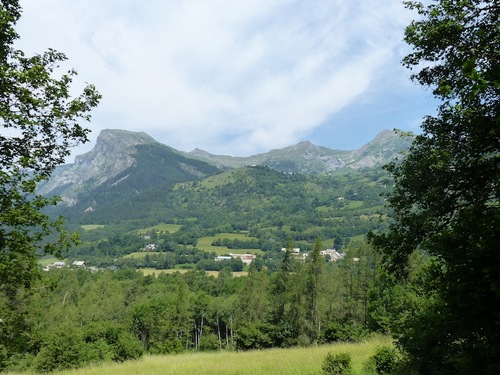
[189,129,409,173]
[39,128,410,209]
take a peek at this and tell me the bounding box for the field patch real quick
[346,200,365,209]
[80,224,105,231]
[136,223,181,234]
[349,234,367,242]
[206,247,265,256]
[138,268,248,278]
[197,232,263,255]
[38,256,62,266]
[123,252,163,259]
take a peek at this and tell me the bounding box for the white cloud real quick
[15,0,415,157]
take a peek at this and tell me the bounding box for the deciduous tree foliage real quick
[369,1,499,373]
[0,0,100,365]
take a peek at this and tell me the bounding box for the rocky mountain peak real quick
[75,129,155,165]
[38,129,158,204]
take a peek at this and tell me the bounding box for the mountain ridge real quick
[39,128,411,208]
[188,129,410,173]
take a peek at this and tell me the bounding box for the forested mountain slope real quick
[61,165,389,250]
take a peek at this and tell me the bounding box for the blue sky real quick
[16,0,436,158]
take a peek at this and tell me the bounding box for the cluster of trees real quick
[2,240,386,372]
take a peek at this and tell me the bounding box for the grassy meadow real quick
[137,268,248,277]
[8,336,390,375]
[123,252,163,259]
[37,256,62,267]
[80,224,105,231]
[197,232,264,255]
[136,223,182,234]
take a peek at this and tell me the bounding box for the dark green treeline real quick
[2,241,385,372]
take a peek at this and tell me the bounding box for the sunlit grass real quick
[349,234,367,242]
[123,252,163,259]
[135,223,181,234]
[80,224,105,231]
[197,233,263,255]
[37,256,62,266]
[137,268,248,277]
[9,336,390,375]
[346,200,365,209]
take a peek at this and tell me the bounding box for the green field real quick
[138,268,248,277]
[80,224,105,231]
[123,252,163,259]
[346,200,365,209]
[197,232,263,255]
[136,223,181,234]
[37,256,62,266]
[349,234,367,242]
[7,336,390,375]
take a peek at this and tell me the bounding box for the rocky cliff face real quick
[38,129,157,205]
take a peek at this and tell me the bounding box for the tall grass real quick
[7,336,391,375]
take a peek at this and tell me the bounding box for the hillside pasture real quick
[197,232,264,255]
[80,224,105,231]
[136,223,181,234]
[345,200,365,209]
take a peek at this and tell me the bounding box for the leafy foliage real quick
[370,345,398,374]
[322,352,352,375]
[370,1,500,373]
[0,0,100,368]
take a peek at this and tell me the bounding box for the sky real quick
[15,0,437,159]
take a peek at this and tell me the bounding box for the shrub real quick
[33,325,88,372]
[322,352,352,375]
[371,345,398,374]
[199,332,220,351]
[84,322,143,361]
[113,330,144,361]
[235,322,274,350]
[322,321,368,343]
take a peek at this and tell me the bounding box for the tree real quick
[269,238,304,346]
[369,1,499,373]
[304,237,324,343]
[0,0,100,365]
